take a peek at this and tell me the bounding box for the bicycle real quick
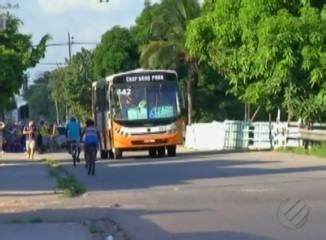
[70,140,80,166]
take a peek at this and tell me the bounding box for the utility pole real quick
[65,32,74,122]
[68,32,72,61]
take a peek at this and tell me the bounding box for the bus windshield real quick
[113,83,181,121]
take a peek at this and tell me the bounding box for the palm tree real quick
[140,0,200,124]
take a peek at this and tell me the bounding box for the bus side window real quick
[106,86,110,107]
[95,88,99,111]
[96,86,106,111]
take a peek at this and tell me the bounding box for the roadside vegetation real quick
[43,159,86,197]
[277,144,326,158]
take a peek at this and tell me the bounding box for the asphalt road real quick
[59,150,326,240]
[1,150,326,240]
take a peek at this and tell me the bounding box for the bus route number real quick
[117,88,131,96]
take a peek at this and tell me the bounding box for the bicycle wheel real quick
[71,150,76,166]
[72,146,77,166]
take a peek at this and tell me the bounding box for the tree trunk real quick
[65,105,69,122]
[247,104,251,121]
[187,73,193,125]
[55,100,60,125]
[287,110,291,123]
[269,112,273,149]
[303,123,311,150]
[250,106,261,122]
[244,103,247,121]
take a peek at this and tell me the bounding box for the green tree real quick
[49,67,66,123]
[139,0,200,124]
[63,48,94,122]
[0,14,50,111]
[24,72,56,122]
[93,26,139,79]
[186,0,326,124]
[193,64,243,122]
[49,49,94,123]
[130,1,163,50]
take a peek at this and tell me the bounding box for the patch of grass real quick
[277,144,326,158]
[43,159,86,197]
[89,222,104,235]
[30,217,43,223]
[58,174,86,197]
[43,159,58,167]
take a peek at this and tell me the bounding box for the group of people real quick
[21,119,60,160]
[0,120,61,154]
[0,117,101,175]
[0,122,25,153]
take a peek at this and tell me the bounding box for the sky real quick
[2,0,160,80]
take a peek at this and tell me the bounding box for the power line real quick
[38,62,65,66]
[34,41,98,47]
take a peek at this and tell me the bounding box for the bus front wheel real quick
[167,145,176,157]
[157,147,165,158]
[149,148,157,158]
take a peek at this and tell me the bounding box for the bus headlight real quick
[116,128,129,136]
[119,127,130,137]
[166,123,177,134]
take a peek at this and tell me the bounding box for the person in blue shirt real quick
[82,118,101,176]
[65,117,81,160]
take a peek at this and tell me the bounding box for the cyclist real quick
[82,119,101,176]
[65,117,81,161]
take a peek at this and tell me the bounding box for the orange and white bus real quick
[92,69,184,159]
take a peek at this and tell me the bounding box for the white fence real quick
[185,120,325,150]
[185,121,225,150]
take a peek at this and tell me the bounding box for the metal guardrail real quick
[298,129,326,142]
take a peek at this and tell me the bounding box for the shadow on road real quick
[59,152,326,192]
[0,207,274,240]
[1,151,326,193]
[0,162,56,192]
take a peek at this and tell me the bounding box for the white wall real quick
[185,120,306,150]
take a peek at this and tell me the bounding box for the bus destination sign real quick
[113,72,177,84]
[126,74,164,83]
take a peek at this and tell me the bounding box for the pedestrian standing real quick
[49,123,58,152]
[22,120,37,160]
[39,120,50,152]
[82,119,101,176]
